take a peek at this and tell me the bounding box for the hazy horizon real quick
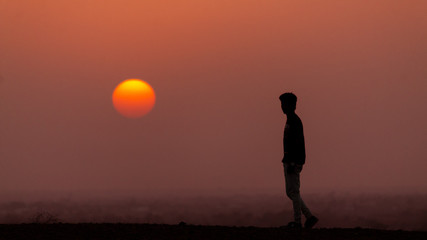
[1,192,426,231]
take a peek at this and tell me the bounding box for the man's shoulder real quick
[288,113,303,124]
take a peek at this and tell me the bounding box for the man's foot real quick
[286,221,302,229]
[304,216,319,229]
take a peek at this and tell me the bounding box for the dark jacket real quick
[282,112,306,165]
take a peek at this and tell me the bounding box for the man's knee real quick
[286,189,300,200]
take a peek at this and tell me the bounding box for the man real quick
[280,92,318,229]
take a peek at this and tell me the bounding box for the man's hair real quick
[279,92,297,109]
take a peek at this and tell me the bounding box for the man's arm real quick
[284,118,305,166]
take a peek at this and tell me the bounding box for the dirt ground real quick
[1,224,426,240]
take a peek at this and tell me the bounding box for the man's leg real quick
[284,164,303,224]
[284,164,318,229]
[300,196,313,219]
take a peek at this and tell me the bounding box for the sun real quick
[112,79,156,118]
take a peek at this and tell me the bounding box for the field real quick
[2,193,427,230]
[1,223,427,240]
[1,192,427,239]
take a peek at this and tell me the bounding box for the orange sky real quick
[1,0,426,196]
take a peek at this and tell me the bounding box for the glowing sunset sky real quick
[0,0,426,196]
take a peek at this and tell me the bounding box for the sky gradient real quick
[1,0,426,197]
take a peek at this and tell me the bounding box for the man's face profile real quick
[281,101,290,115]
[279,92,297,115]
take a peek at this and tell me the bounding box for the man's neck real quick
[286,111,296,116]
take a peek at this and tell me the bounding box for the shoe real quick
[304,216,319,229]
[286,221,302,229]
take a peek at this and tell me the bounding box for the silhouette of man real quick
[280,92,318,229]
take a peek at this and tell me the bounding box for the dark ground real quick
[1,224,426,240]
[2,193,427,230]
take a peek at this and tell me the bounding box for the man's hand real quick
[286,164,295,174]
[287,163,303,174]
[282,152,289,163]
[285,162,294,173]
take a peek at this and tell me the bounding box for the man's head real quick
[279,92,297,115]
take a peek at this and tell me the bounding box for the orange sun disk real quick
[112,79,156,118]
